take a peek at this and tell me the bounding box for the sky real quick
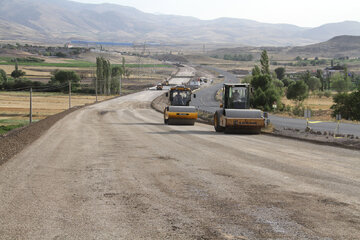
[72,0,360,27]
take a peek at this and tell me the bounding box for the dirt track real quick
[0,90,359,239]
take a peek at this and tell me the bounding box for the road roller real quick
[164,85,198,125]
[214,83,266,133]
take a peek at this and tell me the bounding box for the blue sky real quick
[72,0,360,27]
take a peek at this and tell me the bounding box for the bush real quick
[292,103,305,117]
[1,79,46,90]
[55,52,67,58]
[10,57,44,63]
[11,69,26,79]
[331,90,360,121]
[324,90,332,98]
[316,91,324,98]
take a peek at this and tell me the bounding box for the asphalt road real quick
[0,90,359,239]
[191,66,238,113]
[191,66,360,137]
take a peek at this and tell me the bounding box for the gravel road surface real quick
[0,90,359,239]
[192,66,360,137]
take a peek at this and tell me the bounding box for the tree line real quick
[0,57,131,95]
[245,50,360,120]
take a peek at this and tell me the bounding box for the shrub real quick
[331,90,360,121]
[286,80,308,102]
[292,103,305,117]
[324,90,332,98]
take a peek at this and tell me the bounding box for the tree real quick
[252,65,261,76]
[306,76,321,92]
[96,57,111,95]
[274,67,285,80]
[273,78,284,89]
[250,52,282,111]
[11,60,26,79]
[286,80,308,102]
[281,77,294,87]
[111,66,122,94]
[0,69,7,85]
[301,70,311,84]
[96,57,104,94]
[331,90,360,121]
[316,69,325,91]
[331,73,351,93]
[252,72,272,91]
[51,70,80,91]
[260,50,270,75]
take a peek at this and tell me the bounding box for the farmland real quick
[0,91,114,129]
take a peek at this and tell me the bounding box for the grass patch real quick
[0,123,27,134]
[0,119,29,125]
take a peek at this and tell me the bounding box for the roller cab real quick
[214,83,266,133]
[164,86,198,125]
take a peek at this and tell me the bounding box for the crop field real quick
[0,91,114,130]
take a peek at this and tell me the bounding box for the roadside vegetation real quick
[239,50,360,121]
[0,43,177,134]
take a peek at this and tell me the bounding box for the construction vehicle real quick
[164,85,197,125]
[214,83,266,133]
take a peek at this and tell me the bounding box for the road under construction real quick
[0,66,359,239]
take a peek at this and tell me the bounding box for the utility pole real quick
[29,87,32,124]
[95,77,98,102]
[119,75,122,96]
[69,81,71,109]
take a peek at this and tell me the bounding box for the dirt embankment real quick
[269,128,360,150]
[151,91,168,114]
[0,106,83,166]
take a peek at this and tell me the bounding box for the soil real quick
[0,106,83,166]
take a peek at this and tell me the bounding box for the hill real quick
[0,0,360,46]
[289,35,360,57]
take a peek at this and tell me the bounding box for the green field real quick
[0,119,29,135]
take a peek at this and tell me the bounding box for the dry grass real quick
[282,95,334,111]
[0,92,113,123]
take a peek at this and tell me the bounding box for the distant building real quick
[64,43,74,48]
[324,66,345,78]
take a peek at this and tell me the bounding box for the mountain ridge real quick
[0,0,359,46]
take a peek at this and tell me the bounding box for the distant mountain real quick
[289,35,360,57]
[0,0,360,46]
[301,21,360,41]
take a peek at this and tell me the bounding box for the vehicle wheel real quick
[214,112,225,132]
[164,110,168,124]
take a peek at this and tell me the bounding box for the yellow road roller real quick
[214,83,266,133]
[164,86,198,125]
